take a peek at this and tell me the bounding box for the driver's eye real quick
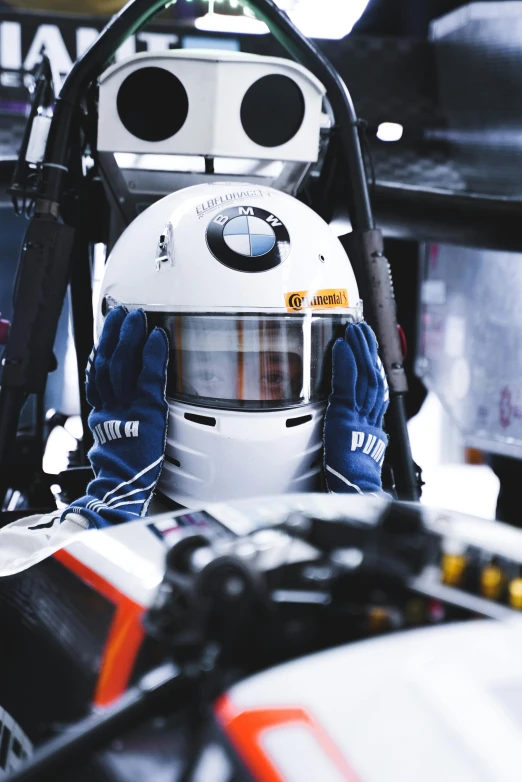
[264,371,284,385]
[198,370,221,383]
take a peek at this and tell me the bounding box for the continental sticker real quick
[285,288,349,312]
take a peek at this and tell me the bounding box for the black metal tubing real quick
[386,395,419,500]
[68,232,94,459]
[0,390,26,501]
[0,218,76,469]
[9,54,53,213]
[5,663,185,782]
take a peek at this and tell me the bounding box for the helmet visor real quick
[145,311,360,410]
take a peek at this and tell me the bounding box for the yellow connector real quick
[509,578,522,610]
[481,565,504,601]
[441,553,466,587]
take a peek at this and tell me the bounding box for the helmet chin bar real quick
[159,400,325,507]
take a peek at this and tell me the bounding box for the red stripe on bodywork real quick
[54,549,145,707]
[215,694,362,781]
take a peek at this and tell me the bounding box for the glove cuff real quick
[61,496,141,528]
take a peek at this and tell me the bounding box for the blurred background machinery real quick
[3,493,522,780]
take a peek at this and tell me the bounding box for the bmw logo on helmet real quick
[206,206,291,272]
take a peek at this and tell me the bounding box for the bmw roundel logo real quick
[206,206,291,272]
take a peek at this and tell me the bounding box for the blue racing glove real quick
[324,322,389,494]
[63,306,169,528]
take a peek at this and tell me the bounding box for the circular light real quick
[240,75,305,148]
[377,122,404,142]
[117,67,189,142]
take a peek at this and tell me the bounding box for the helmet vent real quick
[165,455,181,468]
[184,412,217,427]
[286,414,313,428]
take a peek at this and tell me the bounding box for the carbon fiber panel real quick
[0,557,114,741]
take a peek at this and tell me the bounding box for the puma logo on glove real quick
[323,322,389,495]
[93,420,140,444]
[351,431,386,465]
[62,307,169,528]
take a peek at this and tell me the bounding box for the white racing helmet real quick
[97,182,362,507]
